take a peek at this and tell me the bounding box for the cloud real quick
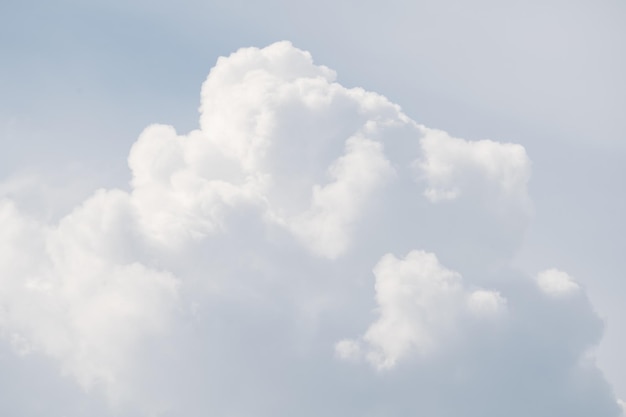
[336,250,506,369]
[419,128,531,208]
[0,193,179,403]
[287,135,394,258]
[0,41,621,416]
[537,268,581,296]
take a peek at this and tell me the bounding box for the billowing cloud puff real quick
[0,41,621,416]
[0,195,179,402]
[419,129,531,208]
[128,41,532,261]
[336,250,506,369]
[537,268,581,296]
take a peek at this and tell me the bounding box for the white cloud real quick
[287,135,394,258]
[0,41,621,417]
[418,128,532,212]
[337,250,506,369]
[537,268,581,296]
[334,339,362,361]
[0,193,179,402]
[127,42,409,258]
[467,289,508,317]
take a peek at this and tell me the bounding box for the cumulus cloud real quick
[0,194,179,403]
[337,250,506,369]
[418,129,531,208]
[0,41,621,416]
[537,268,581,296]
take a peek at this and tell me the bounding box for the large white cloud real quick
[0,41,621,416]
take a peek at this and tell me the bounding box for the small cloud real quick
[536,268,580,296]
[334,339,361,361]
[417,129,532,214]
[338,250,507,370]
[466,289,507,317]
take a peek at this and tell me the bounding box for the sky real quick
[1,0,625,416]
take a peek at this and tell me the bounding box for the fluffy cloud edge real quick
[336,250,507,370]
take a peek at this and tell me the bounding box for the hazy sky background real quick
[1,0,625,415]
